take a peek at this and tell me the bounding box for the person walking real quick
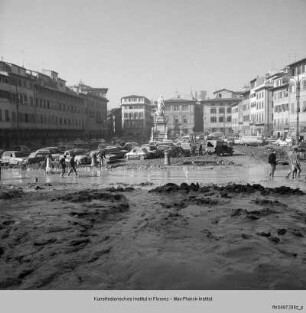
[68,154,79,177]
[291,147,301,179]
[97,149,106,168]
[90,151,97,167]
[59,155,67,177]
[286,147,294,179]
[45,154,53,175]
[198,143,203,156]
[268,149,277,178]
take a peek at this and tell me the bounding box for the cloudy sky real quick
[0,0,306,107]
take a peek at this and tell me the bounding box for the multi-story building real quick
[240,87,251,136]
[0,61,108,148]
[231,103,239,134]
[164,96,197,138]
[70,82,108,138]
[107,107,122,139]
[249,76,273,137]
[121,95,153,139]
[269,70,290,138]
[286,57,306,139]
[203,89,241,135]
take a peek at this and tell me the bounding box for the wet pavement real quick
[1,153,306,191]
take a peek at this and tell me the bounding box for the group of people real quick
[44,149,106,178]
[59,154,78,177]
[268,146,301,179]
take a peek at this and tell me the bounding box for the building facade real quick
[240,87,251,136]
[70,82,108,138]
[269,71,290,138]
[121,95,153,139]
[249,76,273,137]
[164,97,197,139]
[0,61,108,148]
[203,89,241,135]
[231,103,239,134]
[107,107,122,139]
[286,58,306,139]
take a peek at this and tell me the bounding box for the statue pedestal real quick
[152,115,168,141]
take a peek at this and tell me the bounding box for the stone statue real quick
[156,96,165,117]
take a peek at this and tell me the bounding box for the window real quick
[182,116,188,123]
[227,116,231,122]
[173,105,179,111]
[210,117,217,123]
[182,105,188,111]
[219,108,225,114]
[227,108,231,113]
[290,85,295,93]
[210,108,216,114]
[5,109,10,122]
[219,116,224,122]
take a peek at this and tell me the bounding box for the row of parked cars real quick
[0,141,190,167]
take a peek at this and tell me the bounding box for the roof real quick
[202,98,240,103]
[213,88,237,94]
[164,97,196,103]
[121,95,149,100]
[287,57,306,68]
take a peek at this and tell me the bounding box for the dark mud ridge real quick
[0,186,24,199]
[149,182,305,195]
[53,189,128,202]
[0,189,130,289]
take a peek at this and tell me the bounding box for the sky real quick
[0,0,306,108]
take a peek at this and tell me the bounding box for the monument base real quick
[151,120,168,142]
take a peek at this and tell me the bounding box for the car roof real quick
[42,146,58,149]
[36,149,51,153]
[3,150,19,153]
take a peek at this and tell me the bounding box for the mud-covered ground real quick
[1,180,306,290]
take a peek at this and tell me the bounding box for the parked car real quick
[240,136,265,146]
[90,146,128,163]
[224,137,235,146]
[207,132,223,140]
[179,141,192,153]
[298,141,306,159]
[1,151,29,166]
[233,137,242,145]
[39,147,63,160]
[12,145,31,153]
[125,147,150,160]
[141,145,163,158]
[206,140,233,156]
[274,138,289,147]
[120,142,138,152]
[266,137,278,145]
[161,146,188,157]
[75,154,91,165]
[63,149,89,164]
[26,150,51,165]
[104,146,128,159]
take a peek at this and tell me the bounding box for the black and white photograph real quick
[0,0,306,312]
